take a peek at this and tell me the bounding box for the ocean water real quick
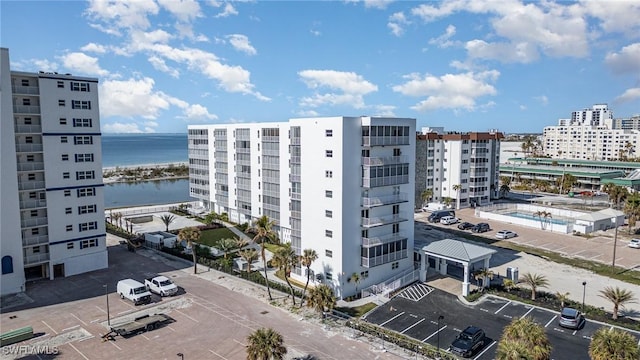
[102,133,188,167]
[102,134,192,208]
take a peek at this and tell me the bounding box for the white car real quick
[440,216,459,225]
[629,239,640,249]
[495,230,517,239]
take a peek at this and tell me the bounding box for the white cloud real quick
[103,122,147,133]
[226,34,257,55]
[428,25,457,48]
[519,105,527,110]
[59,52,109,76]
[534,95,549,106]
[183,104,218,120]
[363,0,394,10]
[465,40,539,63]
[15,58,59,72]
[615,87,640,103]
[215,3,238,18]
[392,70,500,112]
[157,0,202,22]
[85,0,159,31]
[296,110,320,117]
[605,43,640,75]
[148,56,180,78]
[99,77,179,119]
[80,43,108,54]
[388,11,409,37]
[581,1,640,37]
[371,104,396,117]
[298,70,378,109]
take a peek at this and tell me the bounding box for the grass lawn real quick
[199,227,237,247]
[336,303,377,318]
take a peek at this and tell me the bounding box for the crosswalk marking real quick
[396,283,434,302]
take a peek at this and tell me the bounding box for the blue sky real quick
[2,0,639,134]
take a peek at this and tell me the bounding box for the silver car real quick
[559,307,585,329]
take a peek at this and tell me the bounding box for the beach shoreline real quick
[102,161,188,172]
[102,162,188,184]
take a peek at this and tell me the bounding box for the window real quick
[76,171,95,180]
[63,172,70,179]
[26,155,34,162]
[73,118,92,127]
[325,190,333,198]
[57,81,64,88]
[74,136,93,145]
[79,221,98,232]
[78,205,97,214]
[325,250,333,258]
[23,98,31,106]
[21,79,29,86]
[61,136,68,143]
[325,210,333,218]
[58,100,65,107]
[325,230,333,238]
[325,272,333,281]
[64,190,71,197]
[326,150,333,158]
[77,187,95,197]
[59,118,67,125]
[65,208,72,214]
[75,153,94,162]
[33,247,40,253]
[71,100,91,109]
[70,82,90,92]
[31,228,39,235]
[80,238,98,249]
[24,117,32,124]
[66,225,73,231]
[27,173,36,181]
[25,136,33,143]
[30,210,38,217]
[2,256,14,275]
[360,271,369,278]
[392,262,399,270]
[29,192,37,199]
[325,171,333,178]
[325,129,333,137]
[61,154,69,161]
[67,242,74,249]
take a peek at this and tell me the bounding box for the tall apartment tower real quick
[415,128,502,209]
[188,117,416,298]
[0,48,107,296]
[569,104,612,126]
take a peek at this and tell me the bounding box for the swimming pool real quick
[504,211,568,225]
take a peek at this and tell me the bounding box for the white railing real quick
[24,252,50,265]
[361,250,408,268]
[14,124,42,133]
[362,156,408,166]
[20,199,47,208]
[361,213,407,227]
[362,193,408,207]
[12,85,39,95]
[16,143,43,152]
[23,235,49,246]
[362,268,420,298]
[21,217,48,228]
[17,162,44,172]
[13,105,41,114]
[18,181,45,191]
[362,136,410,146]
[289,174,301,182]
[362,232,407,247]
[362,175,409,188]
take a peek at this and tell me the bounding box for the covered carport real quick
[417,239,497,296]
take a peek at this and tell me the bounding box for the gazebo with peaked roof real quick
[419,239,497,296]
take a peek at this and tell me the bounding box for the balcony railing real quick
[18,181,45,191]
[236,148,250,154]
[291,192,301,200]
[361,250,407,268]
[290,156,301,164]
[291,229,301,237]
[21,217,48,228]
[262,148,279,156]
[19,199,47,209]
[262,189,280,198]
[362,193,408,208]
[14,124,42,133]
[17,162,44,172]
[23,235,49,246]
[362,175,409,188]
[16,143,43,153]
[290,138,301,145]
[361,213,407,228]
[291,210,301,219]
[12,85,40,95]
[362,136,410,147]
[13,105,41,114]
[361,232,407,247]
[23,252,50,265]
[289,174,301,183]
[362,156,408,166]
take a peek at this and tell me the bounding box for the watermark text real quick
[1,345,59,356]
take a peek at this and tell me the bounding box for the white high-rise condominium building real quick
[1,48,107,296]
[415,128,502,209]
[544,104,640,161]
[188,116,416,298]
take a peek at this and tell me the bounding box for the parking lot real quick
[364,284,640,360]
[0,243,398,360]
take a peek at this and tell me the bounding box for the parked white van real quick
[117,279,152,305]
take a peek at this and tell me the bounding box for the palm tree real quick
[204,212,220,225]
[421,188,433,207]
[603,183,629,209]
[589,327,640,360]
[178,226,201,274]
[443,197,452,208]
[159,214,176,232]
[299,249,318,306]
[239,248,258,273]
[452,184,462,210]
[473,268,494,290]
[350,272,362,298]
[624,193,640,234]
[499,184,511,198]
[556,291,570,309]
[519,272,549,301]
[534,211,552,230]
[306,284,336,316]
[496,316,551,360]
[112,212,123,229]
[502,278,517,292]
[271,244,299,306]
[246,327,287,360]
[218,238,239,260]
[247,215,279,301]
[599,286,637,320]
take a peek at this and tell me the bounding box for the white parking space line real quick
[422,325,447,342]
[167,326,177,332]
[69,343,91,359]
[474,340,496,360]
[109,341,122,350]
[522,307,535,318]
[401,318,425,334]
[545,315,557,327]
[572,329,578,336]
[495,301,511,314]
[95,305,106,314]
[380,311,405,326]
[209,349,230,359]
[175,309,200,323]
[71,313,87,326]
[62,325,80,332]
[41,320,58,335]
[117,309,134,315]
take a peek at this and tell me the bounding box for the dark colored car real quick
[458,222,475,230]
[449,326,486,358]
[559,307,585,330]
[428,210,455,223]
[471,223,490,233]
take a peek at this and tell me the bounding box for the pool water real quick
[504,211,568,225]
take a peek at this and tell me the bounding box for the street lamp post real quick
[177,353,184,360]
[611,217,619,269]
[582,281,587,313]
[437,315,444,354]
[103,284,110,326]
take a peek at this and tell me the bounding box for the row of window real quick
[59,118,93,127]
[65,238,99,250]
[62,171,95,180]
[60,153,94,162]
[60,135,94,145]
[57,100,92,109]
[65,221,98,232]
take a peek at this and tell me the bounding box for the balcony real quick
[361,213,408,228]
[362,175,409,188]
[236,148,250,154]
[290,156,301,164]
[19,199,47,209]
[21,217,48,228]
[291,192,301,200]
[362,136,410,147]
[23,252,50,265]
[23,235,49,246]
[14,124,42,133]
[362,193,408,208]
[290,138,301,145]
[262,189,279,198]
[289,174,301,183]
[15,143,43,153]
[262,148,279,156]
[262,176,280,184]
[291,229,301,238]
[362,232,407,247]
[362,156,408,166]
[361,249,407,268]
[13,105,41,114]
[17,162,44,172]
[291,210,301,219]
[18,181,45,191]
[12,85,40,95]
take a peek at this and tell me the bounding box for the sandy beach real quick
[102,162,188,184]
